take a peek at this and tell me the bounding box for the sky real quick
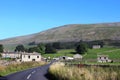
[0,0,120,40]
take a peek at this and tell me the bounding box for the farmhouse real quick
[97,55,112,63]
[1,52,21,58]
[20,52,41,62]
[1,52,41,62]
[59,56,74,60]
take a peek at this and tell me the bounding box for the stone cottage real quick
[1,52,21,58]
[97,55,112,63]
[20,52,41,62]
[1,52,41,62]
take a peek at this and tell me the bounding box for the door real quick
[32,59,36,61]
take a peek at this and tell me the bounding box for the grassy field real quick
[43,47,120,58]
[42,49,75,58]
[48,47,120,80]
[43,47,120,63]
[3,44,36,52]
[48,62,120,80]
[84,47,120,60]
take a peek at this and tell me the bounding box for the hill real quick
[0,22,120,45]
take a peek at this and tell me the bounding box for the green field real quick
[3,44,36,52]
[84,47,120,60]
[4,44,120,62]
[43,47,120,63]
[43,49,75,58]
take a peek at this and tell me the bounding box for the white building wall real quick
[21,54,41,62]
[1,52,42,62]
[93,45,101,49]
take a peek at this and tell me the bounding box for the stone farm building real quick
[92,45,101,49]
[1,52,41,62]
[97,55,112,63]
[73,54,83,59]
[20,52,41,62]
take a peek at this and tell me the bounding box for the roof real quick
[2,52,40,55]
[73,54,82,58]
[21,52,40,55]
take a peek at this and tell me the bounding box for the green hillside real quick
[0,22,120,46]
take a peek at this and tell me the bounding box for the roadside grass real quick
[0,62,46,76]
[48,63,120,80]
[85,62,120,66]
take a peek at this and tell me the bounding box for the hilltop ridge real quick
[0,22,120,45]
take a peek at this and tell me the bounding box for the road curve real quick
[0,61,54,80]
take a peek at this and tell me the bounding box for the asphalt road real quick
[0,61,54,80]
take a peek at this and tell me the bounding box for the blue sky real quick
[0,0,120,39]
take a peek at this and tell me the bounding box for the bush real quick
[45,43,57,53]
[75,42,88,54]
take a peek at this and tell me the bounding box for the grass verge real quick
[48,62,120,80]
[0,61,46,76]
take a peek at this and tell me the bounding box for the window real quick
[37,56,39,58]
[28,55,30,59]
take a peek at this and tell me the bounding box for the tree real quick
[75,42,88,54]
[37,43,45,55]
[28,41,36,45]
[28,44,45,55]
[15,45,25,52]
[52,42,61,49]
[28,47,38,53]
[45,43,57,53]
[0,44,3,53]
[0,53,2,58]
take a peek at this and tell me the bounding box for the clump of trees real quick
[15,45,26,52]
[75,41,88,54]
[0,44,4,58]
[28,44,46,55]
[45,43,57,53]
[0,44,4,53]
[88,40,104,48]
[14,40,104,55]
[14,43,57,55]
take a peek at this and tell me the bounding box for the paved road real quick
[0,61,54,80]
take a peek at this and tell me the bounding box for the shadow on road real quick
[45,73,57,80]
[0,76,8,80]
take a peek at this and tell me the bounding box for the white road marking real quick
[27,74,31,79]
[32,70,36,74]
[27,70,36,79]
